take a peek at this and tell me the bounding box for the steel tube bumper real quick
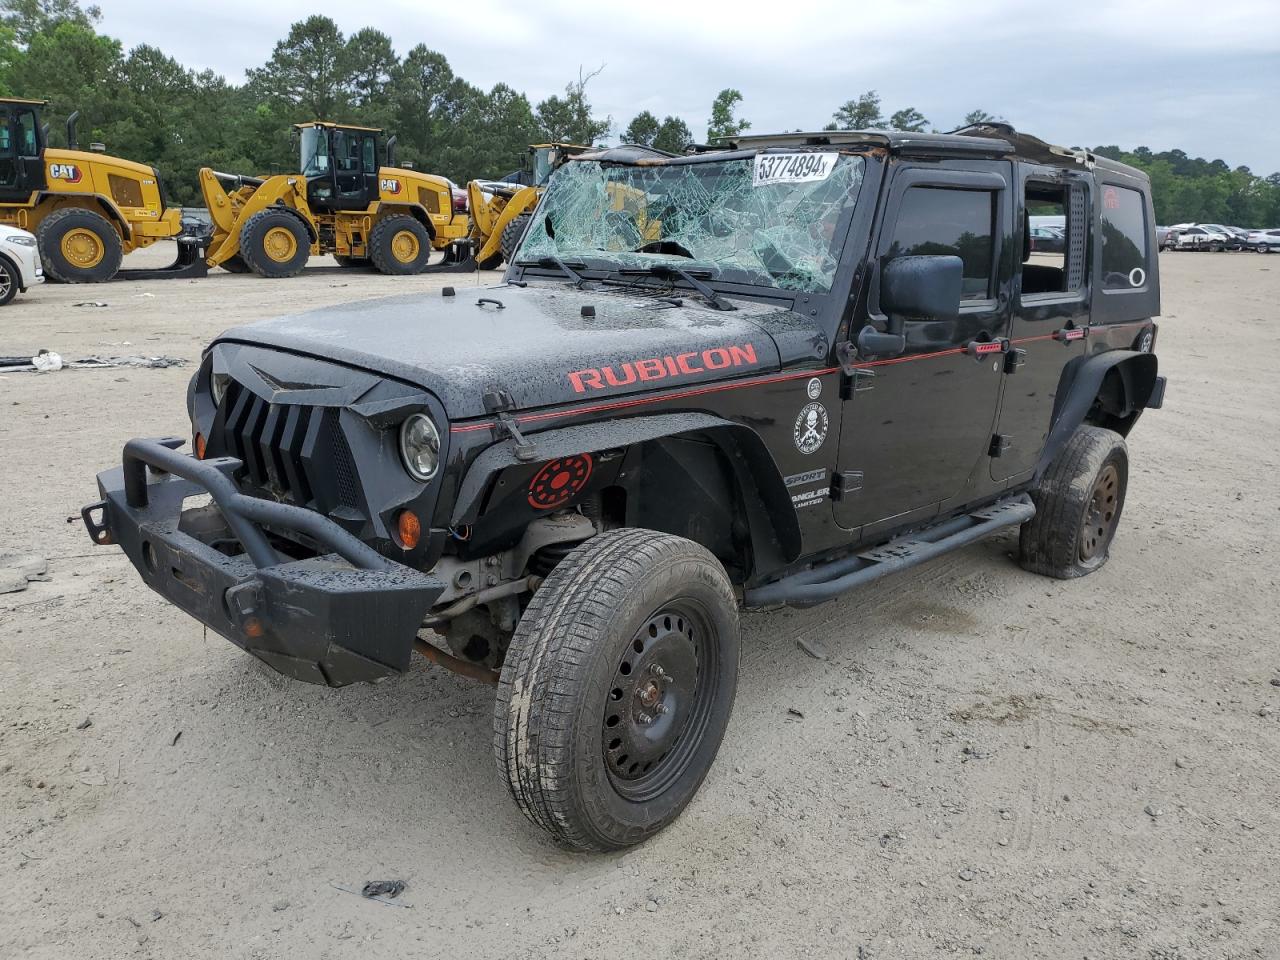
[82,438,445,686]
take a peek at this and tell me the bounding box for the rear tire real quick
[1019,425,1128,579]
[0,257,18,305]
[368,215,432,275]
[239,208,310,278]
[499,214,532,265]
[36,208,123,283]
[495,528,740,851]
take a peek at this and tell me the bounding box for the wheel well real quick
[377,205,435,239]
[1084,354,1159,436]
[39,195,130,240]
[263,203,317,244]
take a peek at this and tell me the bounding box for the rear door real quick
[833,160,1013,533]
[990,162,1092,481]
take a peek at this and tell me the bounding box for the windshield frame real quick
[511,147,874,302]
[299,126,330,179]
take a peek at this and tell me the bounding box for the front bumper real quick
[83,438,445,686]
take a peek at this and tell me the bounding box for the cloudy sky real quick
[98,0,1280,172]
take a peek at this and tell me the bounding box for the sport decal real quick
[568,343,759,394]
[49,162,82,183]
[793,402,828,455]
[753,153,837,186]
[527,454,593,510]
[380,178,402,195]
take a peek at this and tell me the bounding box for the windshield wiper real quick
[516,254,588,288]
[621,264,737,311]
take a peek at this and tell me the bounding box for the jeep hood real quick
[214,285,828,420]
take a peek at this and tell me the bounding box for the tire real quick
[333,254,369,269]
[1019,425,1128,580]
[499,214,532,265]
[1209,243,1223,253]
[495,528,740,851]
[219,254,251,274]
[368,215,432,275]
[1258,245,1271,254]
[0,257,17,305]
[36,208,123,283]
[238,208,310,278]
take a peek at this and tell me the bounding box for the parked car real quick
[1171,225,1232,251]
[1029,224,1065,254]
[1199,224,1245,250]
[446,179,468,215]
[0,224,43,305]
[83,125,1166,851]
[1247,228,1280,253]
[1156,226,1176,250]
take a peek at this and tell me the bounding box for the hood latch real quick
[483,389,536,462]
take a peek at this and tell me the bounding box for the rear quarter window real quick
[1100,185,1148,290]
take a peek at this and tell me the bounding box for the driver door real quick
[833,162,1013,535]
[0,104,45,203]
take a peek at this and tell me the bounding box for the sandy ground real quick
[1,245,1278,959]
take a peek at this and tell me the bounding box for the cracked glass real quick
[518,154,866,293]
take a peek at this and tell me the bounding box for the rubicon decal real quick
[528,454,593,510]
[49,162,82,183]
[568,343,759,393]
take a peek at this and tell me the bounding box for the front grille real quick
[216,381,359,512]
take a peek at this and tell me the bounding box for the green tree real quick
[344,27,396,115]
[826,91,882,130]
[246,15,348,119]
[963,109,995,126]
[6,20,121,143]
[1,0,99,46]
[707,87,749,141]
[623,110,659,146]
[888,106,928,132]
[653,115,691,153]
[536,65,610,145]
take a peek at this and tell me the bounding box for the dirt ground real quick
[1,246,1277,960]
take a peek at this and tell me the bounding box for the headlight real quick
[399,413,441,481]
[6,235,36,247]
[210,372,230,406]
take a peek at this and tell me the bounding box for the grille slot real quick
[216,381,359,512]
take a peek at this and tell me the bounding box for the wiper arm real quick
[516,254,588,288]
[624,264,737,311]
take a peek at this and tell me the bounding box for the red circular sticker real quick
[527,454,593,510]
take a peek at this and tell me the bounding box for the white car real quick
[1246,229,1280,253]
[0,224,43,305]
[1171,225,1232,251]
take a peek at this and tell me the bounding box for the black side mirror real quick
[857,255,964,360]
[880,255,963,323]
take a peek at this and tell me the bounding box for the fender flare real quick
[376,203,436,239]
[37,191,132,241]
[1035,349,1162,479]
[450,412,802,572]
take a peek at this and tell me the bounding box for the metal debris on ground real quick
[73,301,109,308]
[3,354,187,372]
[328,880,410,908]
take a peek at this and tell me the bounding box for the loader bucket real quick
[424,239,480,273]
[115,231,211,282]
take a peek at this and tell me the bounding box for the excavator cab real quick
[0,98,48,202]
[297,122,382,212]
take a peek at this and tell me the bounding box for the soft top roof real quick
[574,123,1148,183]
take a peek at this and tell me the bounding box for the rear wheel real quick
[1258,244,1271,254]
[239,208,310,278]
[369,215,432,275]
[0,258,18,305]
[1019,426,1128,579]
[499,214,531,265]
[495,528,740,851]
[36,208,123,283]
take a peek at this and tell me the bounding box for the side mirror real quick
[880,255,963,324]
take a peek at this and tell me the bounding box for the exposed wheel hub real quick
[603,610,701,787]
[263,226,297,262]
[61,228,104,268]
[1080,462,1120,561]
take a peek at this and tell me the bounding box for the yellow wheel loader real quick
[0,98,206,282]
[201,122,472,278]
[466,142,590,269]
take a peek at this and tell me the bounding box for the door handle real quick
[964,338,1009,358]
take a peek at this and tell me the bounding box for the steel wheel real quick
[262,226,298,263]
[1079,462,1121,563]
[390,229,420,263]
[602,603,718,802]
[61,227,104,268]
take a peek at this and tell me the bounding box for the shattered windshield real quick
[518,153,866,293]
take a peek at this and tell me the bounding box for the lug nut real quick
[638,712,653,724]
[654,702,669,716]
[650,664,668,679]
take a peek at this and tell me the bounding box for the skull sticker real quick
[793,402,829,455]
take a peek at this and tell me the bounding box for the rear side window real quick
[888,187,995,300]
[1100,185,1148,290]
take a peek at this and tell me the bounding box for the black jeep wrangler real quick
[83,123,1166,851]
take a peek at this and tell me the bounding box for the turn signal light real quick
[397,510,422,550]
[194,432,207,459]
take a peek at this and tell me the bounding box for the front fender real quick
[451,412,801,574]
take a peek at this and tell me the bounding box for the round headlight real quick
[399,413,441,481]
